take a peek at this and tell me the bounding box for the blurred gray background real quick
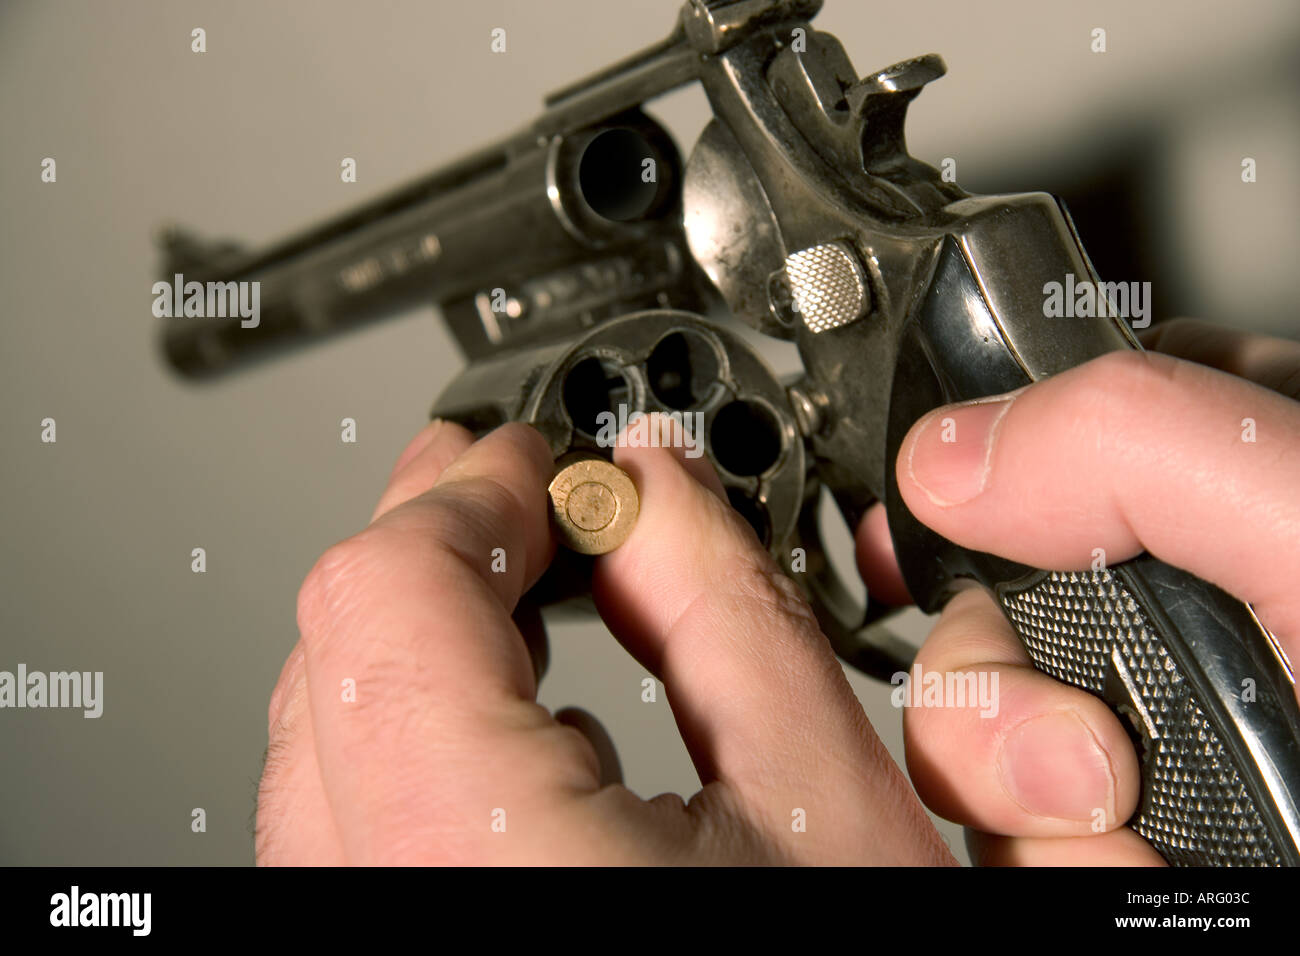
[2,0,1297,865]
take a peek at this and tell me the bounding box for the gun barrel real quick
[159,110,692,378]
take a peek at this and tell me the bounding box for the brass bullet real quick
[548,455,639,555]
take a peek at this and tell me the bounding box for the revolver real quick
[156,0,1300,866]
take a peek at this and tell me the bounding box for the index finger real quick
[295,424,576,861]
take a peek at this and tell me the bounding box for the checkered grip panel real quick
[1000,569,1280,866]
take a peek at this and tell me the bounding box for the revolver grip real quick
[997,559,1300,865]
[878,224,1300,866]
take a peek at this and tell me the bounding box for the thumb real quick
[895,349,1300,653]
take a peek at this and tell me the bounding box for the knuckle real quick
[1075,349,1180,410]
[1040,350,1188,455]
[404,475,527,580]
[435,475,519,540]
[727,555,820,634]
[267,643,306,733]
[267,665,308,739]
[296,535,378,644]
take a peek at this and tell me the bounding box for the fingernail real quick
[906,395,1016,506]
[998,711,1117,823]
